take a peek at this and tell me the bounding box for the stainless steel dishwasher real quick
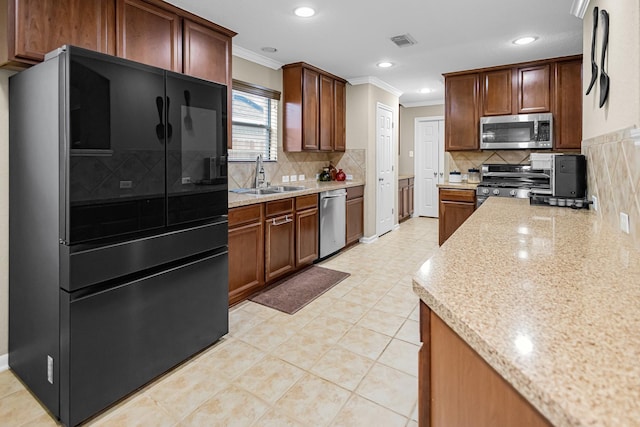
[319,189,347,258]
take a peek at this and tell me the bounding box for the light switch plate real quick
[620,212,630,234]
[290,175,297,182]
[282,175,289,183]
[298,174,305,181]
[409,150,414,158]
[592,195,598,211]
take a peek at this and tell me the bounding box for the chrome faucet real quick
[254,154,266,188]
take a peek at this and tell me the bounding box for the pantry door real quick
[415,117,444,217]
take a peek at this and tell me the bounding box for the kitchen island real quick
[413,198,640,426]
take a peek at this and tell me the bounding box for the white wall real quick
[398,105,445,175]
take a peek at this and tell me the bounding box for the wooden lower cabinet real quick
[264,199,295,283]
[420,302,551,427]
[228,204,264,305]
[346,186,364,246]
[398,178,414,222]
[295,194,319,266]
[438,188,475,245]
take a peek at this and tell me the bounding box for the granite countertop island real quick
[228,180,365,208]
[413,198,640,426]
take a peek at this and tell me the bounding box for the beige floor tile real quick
[411,401,418,421]
[356,363,418,417]
[0,371,25,399]
[240,302,279,319]
[373,294,418,318]
[322,298,370,324]
[0,389,49,426]
[228,308,263,336]
[340,286,384,307]
[310,347,374,391]
[254,408,309,427]
[395,319,420,345]
[269,333,334,370]
[234,355,305,403]
[237,321,297,351]
[357,308,406,337]
[196,339,266,382]
[337,325,392,360]
[330,394,407,427]
[178,385,269,427]
[407,420,418,427]
[378,339,420,377]
[20,412,61,426]
[92,395,177,427]
[408,303,420,321]
[299,315,353,344]
[275,373,350,426]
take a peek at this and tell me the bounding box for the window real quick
[229,80,280,162]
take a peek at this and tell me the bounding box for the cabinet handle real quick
[272,215,292,226]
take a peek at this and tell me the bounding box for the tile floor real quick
[0,217,439,426]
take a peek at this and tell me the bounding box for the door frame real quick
[376,102,395,237]
[414,116,445,217]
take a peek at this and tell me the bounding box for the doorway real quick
[376,103,394,237]
[414,117,444,217]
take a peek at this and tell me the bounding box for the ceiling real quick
[165,0,584,106]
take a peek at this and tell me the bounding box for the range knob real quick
[492,189,500,196]
[482,188,490,195]
[509,189,517,197]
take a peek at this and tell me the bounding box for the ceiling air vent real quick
[390,34,417,48]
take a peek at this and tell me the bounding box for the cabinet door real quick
[265,214,295,282]
[445,74,479,151]
[296,207,319,266]
[319,74,334,151]
[346,197,364,246]
[229,220,264,305]
[481,69,512,116]
[183,19,230,85]
[439,200,475,245]
[333,80,346,151]
[516,64,550,114]
[553,59,582,150]
[116,0,182,72]
[10,0,115,64]
[402,186,410,220]
[302,68,320,150]
[408,182,415,216]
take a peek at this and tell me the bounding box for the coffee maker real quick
[530,154,588,208]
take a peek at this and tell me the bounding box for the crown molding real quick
[347,76,403,98]
[401,99,445,108]
[232,45,283,70]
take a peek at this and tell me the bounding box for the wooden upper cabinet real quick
[319,74,334,151]
[445,73,479,151]
[481,68,512,116]
[516,64,551,113]
[302,67,320,150]
[333,80,346,152]
[3,0,115,67]
[553,59,582,150]
[183,19,230,85]
[116,0,182,72]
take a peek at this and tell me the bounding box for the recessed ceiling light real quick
[377,61,393,68]
[261,47,277,53]
[513,36,538,45]
[294,7,315,17]
[419,88,432,94]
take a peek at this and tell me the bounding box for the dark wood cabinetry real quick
[1,0,115,68]
[295,194,319,266]
[516,64,551,114]
[228,204,264,305]
[445,73,480,151]
[419,302,551,426]
[553,59,583,150]
[264,199,295,283]
[398,178,414,222]
[481,69,512,116]
[438,188,476,245]
[283,62,347,152]
[346,186,364,246]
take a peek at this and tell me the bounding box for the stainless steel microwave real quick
[480,113,553,149]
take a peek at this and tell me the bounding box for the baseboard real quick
[393,223,400,231]
[0,353,8,372]
[360,235,378,244]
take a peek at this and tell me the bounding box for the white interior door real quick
[415,118,443,217]
[376,103,394,236]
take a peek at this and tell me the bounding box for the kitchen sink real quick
[268,185,306,192]
[230,185,306,195]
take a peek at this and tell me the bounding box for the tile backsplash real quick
[228,148,366,189]
[582,127,640,247]
[446,150,533,174]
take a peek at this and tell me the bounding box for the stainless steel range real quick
[476,164,550,208]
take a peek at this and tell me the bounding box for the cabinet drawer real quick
[440,189,476,203]
[347,185,364,200]
[229,204,262,227]
[296,194,318,211]
[266,198,294,218]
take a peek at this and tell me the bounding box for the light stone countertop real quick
[412,197,640,427]
[398,174,414,180]
[437,181,479,190]
[228,180,365,208]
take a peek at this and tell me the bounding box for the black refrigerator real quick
[9,46,229,426]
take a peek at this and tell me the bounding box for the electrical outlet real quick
[620,212,630,234]
[181,177,191,184]
[119,180,132,189]
[409,150,414,158]
[282,175,290,183]
[346,174,353,180]
[315,173,320,180]
[592,195,598,211]
[290,175,297,182]
[298,174,305,181]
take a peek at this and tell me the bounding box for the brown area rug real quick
[250,266,350,314]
